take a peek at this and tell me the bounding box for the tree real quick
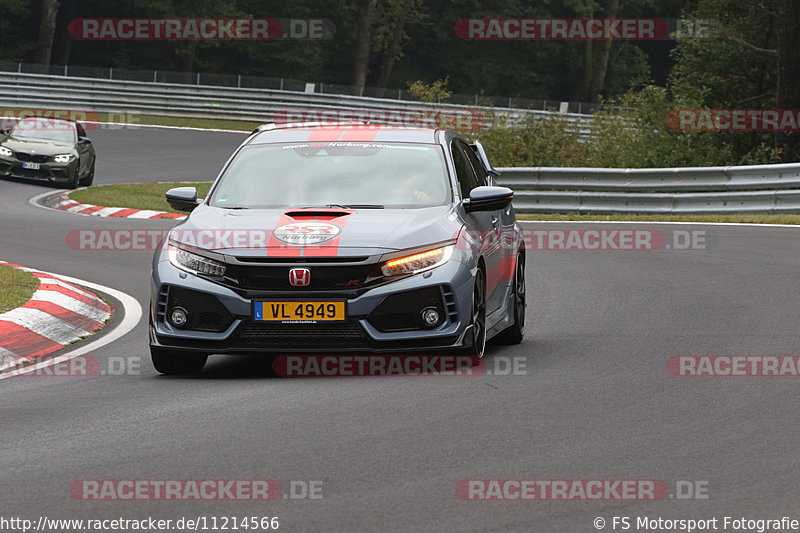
[352,0,378,91]
[375,0,417,94]
[776,0,800,161]
[36,0,60,68]
[671,0,800,162]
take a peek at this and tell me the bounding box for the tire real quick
[463,267,487,358]
[65,170,80,189]
[79,160,95,187]
[150,346,208,375]
[495,251,525,345]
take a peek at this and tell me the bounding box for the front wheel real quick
[495,251,525,344]
[463,268,486,358]
[65,169,80,189]
[79,160,95,187]
[151,346,208,375]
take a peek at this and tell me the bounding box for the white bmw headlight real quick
[168,245,226,276]
[0,147,11,157]
[381,245,454,277]
[53,154,75,163]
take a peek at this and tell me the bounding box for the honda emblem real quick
[289,268,311,287]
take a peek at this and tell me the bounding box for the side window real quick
[76,123,86,138]
[461,143,488,187]
[451,143,480,198]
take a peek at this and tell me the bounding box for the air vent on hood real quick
[284,210,350,219]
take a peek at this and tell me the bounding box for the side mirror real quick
[463,186,513,213]
[166,187,201,212]
[78,137,91,145]
[0,128,10,136]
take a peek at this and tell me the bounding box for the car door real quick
[451,140,503,314]
[461,140,516,315]
[75,123,90,176]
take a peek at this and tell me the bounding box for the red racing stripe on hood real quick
[265,212,301,257]
[300,213,352,257]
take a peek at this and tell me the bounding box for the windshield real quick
[209,142,451,209]
[11,117,77,143]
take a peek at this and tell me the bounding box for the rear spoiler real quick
[469,140,500,178]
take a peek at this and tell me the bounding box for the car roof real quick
[14,116,78,129]
[248,122,440,144]
[17,115,78,124]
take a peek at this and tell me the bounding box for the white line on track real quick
[0,274,142,380]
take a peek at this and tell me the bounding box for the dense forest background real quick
[1,0,799,165]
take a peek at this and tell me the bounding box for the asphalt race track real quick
[2,125,800,531]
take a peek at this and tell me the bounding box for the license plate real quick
[253,301,345,322]
[22,162,40,170]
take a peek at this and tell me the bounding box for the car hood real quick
[169,204,463,258]
[1,136,76,155]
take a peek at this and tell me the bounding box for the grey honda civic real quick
[149,123,525,374]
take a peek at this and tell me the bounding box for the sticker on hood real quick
[273,221,342,245]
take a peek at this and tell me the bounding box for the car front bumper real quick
[150,256,477,354]
[0,156,77,184]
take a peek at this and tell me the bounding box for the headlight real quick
[53,154,75,163]
[0,147,11,157]
[168,245,226,276]
[381,245,454,277]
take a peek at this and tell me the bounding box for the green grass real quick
[97,113,260,132]
[0,264,39,314]
[0,107,261,133]
[70,182,213,212]
[519,213,800,225]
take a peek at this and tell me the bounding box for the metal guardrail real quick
[0,71,595,138]
[0,60,608,114]
[4,70,793,214]
[497,164,800,214]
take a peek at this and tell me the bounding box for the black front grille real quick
[238,320,366,347]
[167,286,234,332]
[368,286,446,332]
[156,286,170,323]
[442,286,458,324]
[225,263,380,291]
[11,166,49,178]
[15,152,50,163]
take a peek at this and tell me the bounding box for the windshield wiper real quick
[325,204,384,209]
